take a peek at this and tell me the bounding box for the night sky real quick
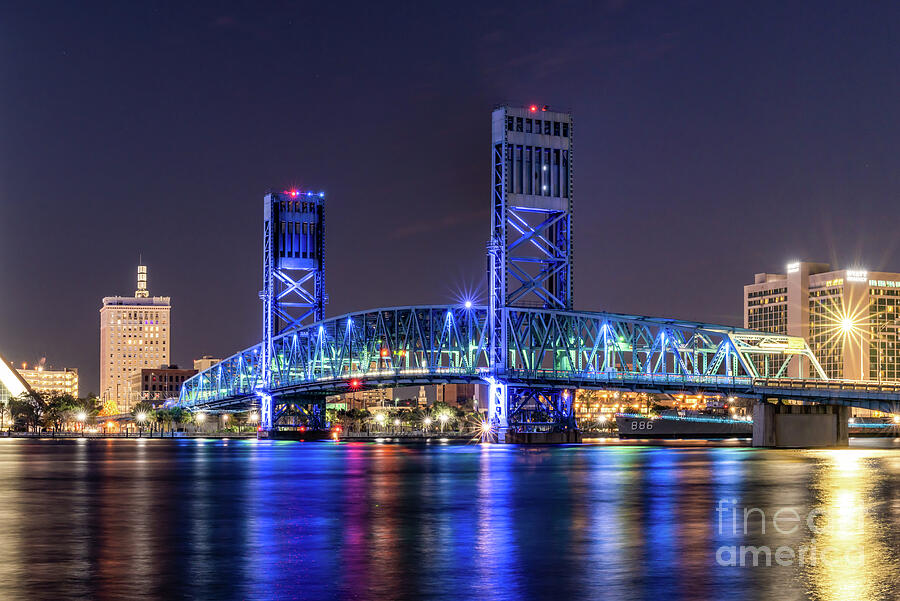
[2,1,899,395]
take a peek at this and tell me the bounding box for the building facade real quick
[193,356,221,371]
[436,383,484,410]
[127,366,197,405]
[17,364,78,397]
[745,262,900,381]
[100,265,171,411]
[0,356,30,404]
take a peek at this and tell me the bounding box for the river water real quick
[0,438,898,601]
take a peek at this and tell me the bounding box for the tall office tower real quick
[744,261,900,381]
[100,265,171,411]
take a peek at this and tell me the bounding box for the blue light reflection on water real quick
[0,439,896,600]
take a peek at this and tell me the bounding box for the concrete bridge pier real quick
[752,401,849,448]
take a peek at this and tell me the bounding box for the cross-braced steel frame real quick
[260,190,326,430]
[488,107,575,439]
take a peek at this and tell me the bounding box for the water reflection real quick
[0,440,895,600]
[803,450,897,601]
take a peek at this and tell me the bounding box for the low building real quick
[17,364,78,397]
[126,365,197,407]
[193,356,222,371]
[436,383,484,410]
[326,388,394,411]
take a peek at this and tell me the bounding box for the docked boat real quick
[616,412,752,439]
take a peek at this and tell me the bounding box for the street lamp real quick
[136,411,147,436]
[423,416,432,433]
[375,413,385,431]
[438,413,449,433]
[76,411,87,435]
[839,315,865,380]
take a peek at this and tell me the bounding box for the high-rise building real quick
[100,265,171,411]
[744,262,900,381]
[17,363,78,397]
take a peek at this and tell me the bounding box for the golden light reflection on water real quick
[803,449,895,601]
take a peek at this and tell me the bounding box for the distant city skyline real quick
[4,1,900,395]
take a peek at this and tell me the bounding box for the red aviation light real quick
[289,189,300,198]
[529,105,538,112]
[350,379,361,389]
[380,348,390,358]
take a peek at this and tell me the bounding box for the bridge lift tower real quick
[259,188,326,432]
[488,105,578,442]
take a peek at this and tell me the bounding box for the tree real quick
[9,392,46,432]
[169,407,187,431]
[43,393,78,432]
[155,408,173,432]
[98,398,120,417]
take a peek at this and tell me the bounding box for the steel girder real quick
[178,305,845,421]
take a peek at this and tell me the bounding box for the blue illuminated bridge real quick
[178,105,900,442]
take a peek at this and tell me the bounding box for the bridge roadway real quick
[179,304,900,416]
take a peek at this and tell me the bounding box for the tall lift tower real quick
[259,188,326,431]
[488,105,578,441]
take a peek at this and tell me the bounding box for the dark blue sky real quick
[2,1,899,394]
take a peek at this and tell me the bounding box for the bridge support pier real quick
[752,401,849,448]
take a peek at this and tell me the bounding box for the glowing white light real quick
[135,412,147,423]
[786,262,800,273]
[840,317,855,333]
[375,413,385,424]
[847,269,868,282]
[464,300,472,309]
[424,417,432,426]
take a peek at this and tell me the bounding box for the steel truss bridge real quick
[179,305,900,420]
[179,105,900,438]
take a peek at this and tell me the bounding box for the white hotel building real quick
[744,261,900,381]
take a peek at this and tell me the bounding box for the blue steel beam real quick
[178,305,900,425]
